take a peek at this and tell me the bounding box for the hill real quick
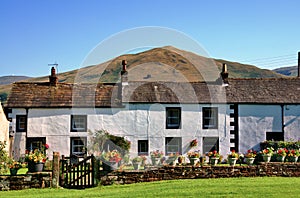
[0,76,30,85]
[0,46,285,104]
[273,66,298,76]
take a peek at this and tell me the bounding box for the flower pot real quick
[189,158,198,166]
[34,163,44,172]
[289,156,298,162]
[28,161,44,172]
[132,162,140,170]
[245,157,255,165]
[276,155,285,162]
[262,155,271,163]
[210,157,219,165]
[10,168,18,176]
[177,157,183,164]
[167,157,177,166]
[151,157,160,166]
[228,158,238,166]
[103,161,118,172]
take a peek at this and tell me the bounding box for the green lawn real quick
[1,177,300,197]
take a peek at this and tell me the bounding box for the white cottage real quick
[0,102,9,153]
[5,64,300,160]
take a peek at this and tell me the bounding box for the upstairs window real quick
[166,107,181,129]
[16,115,27,132]
[203,107,218,129]
[71,115,87,132]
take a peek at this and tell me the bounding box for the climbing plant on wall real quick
[88,129,131,156]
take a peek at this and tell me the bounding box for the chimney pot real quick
[220,63,229,84]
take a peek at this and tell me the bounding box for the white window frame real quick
[16,115,27,132]
[71,115,87,132]
[138,140,148,156]
[71,137,87,156]
[166,107,181,129]
[203,107,218,129]
[165,137,182,155]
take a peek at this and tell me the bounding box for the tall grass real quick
[1,177,300,198]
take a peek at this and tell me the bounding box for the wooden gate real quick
[61,155,95,189]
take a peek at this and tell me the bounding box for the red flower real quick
[44,144,49,149]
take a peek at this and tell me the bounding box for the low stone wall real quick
[100,162,300,185]
[0,172,52,191]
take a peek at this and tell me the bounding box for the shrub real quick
[0,141,10,174]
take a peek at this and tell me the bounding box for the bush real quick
[260,140,300,151]
[0,141,10,174]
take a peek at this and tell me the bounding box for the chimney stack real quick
[220,63,229,84]
[298,52,300,77]
[49,67,58,86]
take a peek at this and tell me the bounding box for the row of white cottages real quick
[5,65,300,160]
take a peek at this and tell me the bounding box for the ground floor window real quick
[138,140,148,156]
[203,137,219,154]
[165,137,182,155]
[266,132,284,141]
[26,137,46,151]
[70,137,87,156]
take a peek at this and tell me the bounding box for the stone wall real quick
[0,172,52,191]
[100,162,300,185]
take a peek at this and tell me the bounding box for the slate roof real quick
[6,78,300,108]
[6,82,121,108]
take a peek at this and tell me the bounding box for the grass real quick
[0,177,300,197]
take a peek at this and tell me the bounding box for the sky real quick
[1,0,300,77]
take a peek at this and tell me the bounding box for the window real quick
[203,137,219,154]
[166,107,181,129]
[203,107,218,129]
[26,137,46,151]
[138,140,148,155]
[165,137,182,155]
[16,115,27,132]
[266,132,284,141]
[70,137,87,156]
[71,115,87,132]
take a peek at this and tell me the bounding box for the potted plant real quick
[227,150,239,166]
[244,149,257,165]
[275,148,288,162]
[287,149,300,162]
[261,147,274,162]
[190,139,198,148]
[150,150,163,166]
[187,151,200,165]
[207,150,220,165]
[101,149,122,171]
[167,152,180,165]
[132,156,142,170]
[25,144,49,172]
[8,160,22,176]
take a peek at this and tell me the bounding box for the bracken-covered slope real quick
[0,46,286,104]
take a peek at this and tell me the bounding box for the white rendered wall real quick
[239,105,282,153]
[11,104,231,160]
[283,105,300,141]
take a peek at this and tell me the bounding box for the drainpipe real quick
[298,52,300,77]
[281,104,285,138]
[25,108,29,150]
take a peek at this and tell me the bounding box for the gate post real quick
[52,152,60,188]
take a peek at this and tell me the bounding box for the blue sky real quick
[1,0,300,76]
